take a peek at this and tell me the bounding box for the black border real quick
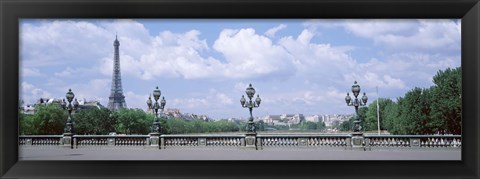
[1,0,479,178]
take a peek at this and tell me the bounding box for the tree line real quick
[20,106,326,135]
[339,67,461,135]
[19,106,243,135]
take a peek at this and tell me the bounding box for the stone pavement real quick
[19,147,461,160]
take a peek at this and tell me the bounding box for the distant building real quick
[227,118,244,123]
[20,98,105,114]
[280,114,305,124]
[263,115,281,125]
[77,99,105,111]
[162,108,182,118]
[20,104,36,114]
[305,115,321,123]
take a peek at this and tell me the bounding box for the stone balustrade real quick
[257,134,351,149]
[74,135,149,148]
[364,134,462,150]
[163,134,245,149]
[19,134,461,150]
[19,135,63,146]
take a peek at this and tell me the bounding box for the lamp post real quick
[147,86,166,134]
[240,84,261,149]
[345,81,368,132]
[240,84,261,134]
[62,89,79,148]
[345,81,368,149]
[147,86,166,148]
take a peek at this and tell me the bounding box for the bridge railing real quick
[162,134,245,149]
[257,134,351,149]
[19,133,462,150]
[364,134,462,149]
[19,135,63,146]
[74,135,149,148]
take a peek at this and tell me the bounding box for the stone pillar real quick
[149,132,160,149]
[62,133,73,149]
[245,133,257,150]
[351,132,365,151]
[410,138,421,148]
[298,138,308,148]
[198,138,207,147]
[107,137,116,146]
[25,138,33,146]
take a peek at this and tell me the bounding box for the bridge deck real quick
[19,147,461,160]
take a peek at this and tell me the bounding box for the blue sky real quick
[19,19,461,119]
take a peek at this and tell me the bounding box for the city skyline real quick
[20,19,461,119]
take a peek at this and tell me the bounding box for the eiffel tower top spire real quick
[108,35,127,111]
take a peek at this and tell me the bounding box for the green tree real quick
[364,98,395,132]
[339,117,353,131]
[114,108,151,134]
[383,101,400,134]
[256,120,265,131]
[357,106,368,131]
[340,107,367,132]
[430,67,461,134]
[19,113,37,135]
[299,121,318,130]
[392,87,432,135]
[316,121,326,131]
[74,108,116,135]
[32,104,68,135]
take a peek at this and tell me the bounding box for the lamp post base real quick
[245,133,257,150]
[351,132,365,151]
[62,133,73,148]
[149,132,161,149]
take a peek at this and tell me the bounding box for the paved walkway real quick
[19,147,461,160]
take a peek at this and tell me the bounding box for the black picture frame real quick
[1,0,479,178]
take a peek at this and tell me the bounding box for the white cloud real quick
[21,68,44,77]
[374,20,461,51]
[342,19,417,38]
[213,28,295,79]
[21,20,112,68]
[20,82,52,104]
[124,91,149,110]
[264,24,287,38]
[304,19,460,54]
[53,79,111,105]
[215,93,233,105]
[278,29,356,83]
[171,98,208,109]
[54,67,97,78]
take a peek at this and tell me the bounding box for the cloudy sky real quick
[19,19,461,119]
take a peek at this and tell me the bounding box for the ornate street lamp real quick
[62,89,79,148]
[147,86,166,134]
[240,84,261,134]
[64,89,79,134]
[345,81,368,132]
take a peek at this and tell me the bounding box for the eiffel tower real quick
[107,35,127,111]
